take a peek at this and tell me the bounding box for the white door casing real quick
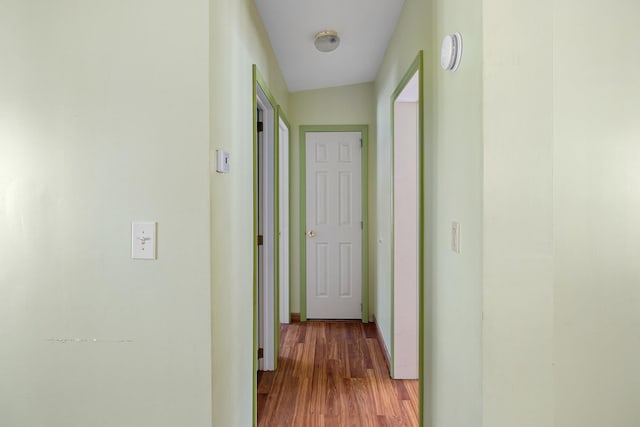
[257,86,275,371]
[278,117,290,324]
[392,66,421,379]
[305,131,362,319]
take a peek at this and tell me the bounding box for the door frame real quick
[253,65,279,370]
[299,125,369,322]
[252,65,283,425]
[277,107,291,328]
[390,51,424,424]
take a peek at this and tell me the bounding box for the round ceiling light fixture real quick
[314,30,340,53]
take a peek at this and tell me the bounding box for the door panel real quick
[306,131,362,319]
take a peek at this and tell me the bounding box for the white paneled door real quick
[306,131,362,319]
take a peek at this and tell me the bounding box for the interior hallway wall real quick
[484,0,640,426]
[553,1,640,425]
[483,0,554,425]
[0,1,212,426]
[288,83,376,320]
[375,0,484,425]
[209,0,289,425]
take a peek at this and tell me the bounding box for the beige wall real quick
[209,0,288,425]
[288,83,376,317]
[0,1,212,426]
[376,0,484,425]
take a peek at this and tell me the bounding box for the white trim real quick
[256,86,276,371]
[279,117,290,324]
[392,71,420,379]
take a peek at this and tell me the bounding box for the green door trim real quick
[299,124,370,323]
[390,51,425,426]
[252,65,282,427]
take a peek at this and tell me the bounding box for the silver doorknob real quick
[307,230,316,238]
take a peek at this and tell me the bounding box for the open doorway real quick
[256,83,276,372]
[392,70,419,379]
[391,51,423,423]
[253,66,279,378]
[254,65,292,425]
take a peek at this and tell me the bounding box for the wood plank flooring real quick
[257,321,419,427]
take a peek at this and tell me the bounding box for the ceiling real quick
[255,0,405,92]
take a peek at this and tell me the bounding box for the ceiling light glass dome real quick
[314,30,340,53]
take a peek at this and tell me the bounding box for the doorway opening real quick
[391,51,424,423]
[256,81,276,372]
[253,65,291,425]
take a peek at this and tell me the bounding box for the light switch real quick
[451,221,461,254]
[132,221,157,259]
[216,150,230,173]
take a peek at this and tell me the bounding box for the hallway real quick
[257,321,419,426]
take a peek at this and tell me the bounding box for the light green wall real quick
[209,0,288,425]
[4,1,637,426]
[375,0,484,425]
[484,0,640,426]
[553,1,640,424]
[288,83,376,316]
[483,0,554,425]
[0,1,212,426]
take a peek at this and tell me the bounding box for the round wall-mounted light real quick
[440,33,463,71]
[314,30,340,53]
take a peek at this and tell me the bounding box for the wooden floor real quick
[257,321,419,427]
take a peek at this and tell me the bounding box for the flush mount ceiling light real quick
[314,30,340,53]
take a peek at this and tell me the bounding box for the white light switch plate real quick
[132,221,157,259]
[216,150,230,173]
[451,221,461,254]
